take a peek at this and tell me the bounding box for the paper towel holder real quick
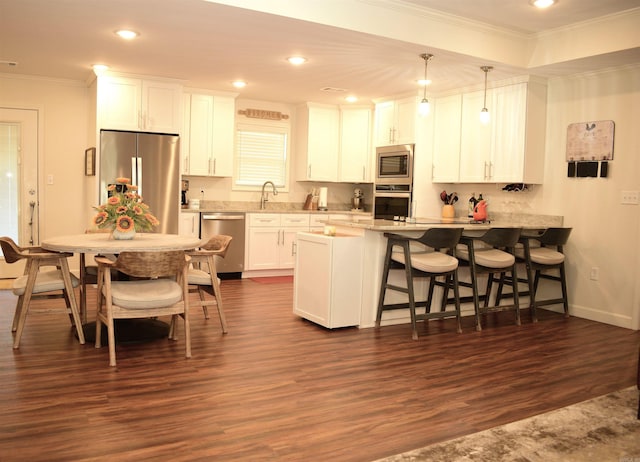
[318,187,328,211]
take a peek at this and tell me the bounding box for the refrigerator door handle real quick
[131,156,142,196]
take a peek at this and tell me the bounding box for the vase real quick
[442,205,455,219]
[112,228,136,240]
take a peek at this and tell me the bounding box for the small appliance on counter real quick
[318,187,328,211]
[351,188,365,212]
[181,179,189,209]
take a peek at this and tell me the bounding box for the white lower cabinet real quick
[246,213,310,270]
[178,212,199,237]
[309,214,352,232]
[294,232,363,328]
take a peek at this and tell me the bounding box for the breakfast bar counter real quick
[322,213,563,328]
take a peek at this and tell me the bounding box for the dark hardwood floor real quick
[0,278,638,461]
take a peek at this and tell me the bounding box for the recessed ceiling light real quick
[287,56,307,65]
[345,96,358,103]
[232,80,247,88]
[92,64,109,75]
[530,0,556,9]
[417,79,432,86]
[115,29,139,40]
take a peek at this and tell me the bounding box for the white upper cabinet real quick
[339,106,372,183]
[182,92,235,177]
[97,75,182,134]
[297,103,373,183]
[431,94,462,183]
[374,96,416,146]
[455,79,547,184]
[296,103,340,181]
[490,83,527,182]
[459,90,493,182]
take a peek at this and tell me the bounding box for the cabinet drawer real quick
[249,213,281,227]
[281,214,310,227]
[310,215,329,228]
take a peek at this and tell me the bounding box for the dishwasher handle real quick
[202,214,245,221]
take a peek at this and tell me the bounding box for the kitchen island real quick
[321,213,563,329]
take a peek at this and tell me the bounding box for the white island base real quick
[293,232,363,328]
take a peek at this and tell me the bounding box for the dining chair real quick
[94,250,191,366]
[0,236,85,349]
[186,235,232,333]
[376,228,463,340]
[76,228,116,322]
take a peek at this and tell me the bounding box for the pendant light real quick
[479,66,493,124]
[418,53,433,117]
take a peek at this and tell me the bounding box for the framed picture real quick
[566,120,615,161]
[85,147,96,176]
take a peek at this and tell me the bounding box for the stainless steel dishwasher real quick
[200,213,246,277]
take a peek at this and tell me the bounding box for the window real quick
[234,122,289,190]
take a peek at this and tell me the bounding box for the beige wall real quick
[0,75,92,239]
[542,65,640,330]
[2,65,638,329]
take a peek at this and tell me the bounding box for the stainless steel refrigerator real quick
[99,130,180,234]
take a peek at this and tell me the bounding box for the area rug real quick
[375,387,640,462]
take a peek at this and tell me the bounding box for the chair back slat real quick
[0,237,24,264]
[199,235,233,257]
[114,251,186,278]
[538,227,572,246]
[481,228,522,248]
[417,228,463,250]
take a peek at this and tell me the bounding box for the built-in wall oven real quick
[374,144,414,220]
[374,184,412,220]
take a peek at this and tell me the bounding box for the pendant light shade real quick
[479,66,493,124]
[418,53,433,117]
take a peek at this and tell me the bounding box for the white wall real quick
[542,65,640,330]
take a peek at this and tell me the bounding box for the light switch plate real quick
[621,191,639,205]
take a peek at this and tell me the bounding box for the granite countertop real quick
[325,212,564,232]
[181,200,371,216]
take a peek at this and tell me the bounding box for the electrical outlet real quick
[590,267,599,281]
[621,190,639,205]
[47,174,54,185]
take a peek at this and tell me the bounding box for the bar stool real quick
[516,227,572,321]
[457,228,522,331]
[376,228,463,340]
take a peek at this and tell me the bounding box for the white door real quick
[0,108,39,278]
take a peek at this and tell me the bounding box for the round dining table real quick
[42,232,203,255]
[41,232,203,342]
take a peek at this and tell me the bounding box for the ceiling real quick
[1,0,639,105]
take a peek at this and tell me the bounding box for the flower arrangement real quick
[93,177,160,233]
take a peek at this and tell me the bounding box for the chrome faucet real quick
[260,181,278,210]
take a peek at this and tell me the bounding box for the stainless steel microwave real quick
[375,144,414,185]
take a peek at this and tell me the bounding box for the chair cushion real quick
[456,245,515,269]
[107,279,183,309]
[392,250,458,273]
[188,269,221,286]
[529,247,565,265]
[13,270,79,296]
